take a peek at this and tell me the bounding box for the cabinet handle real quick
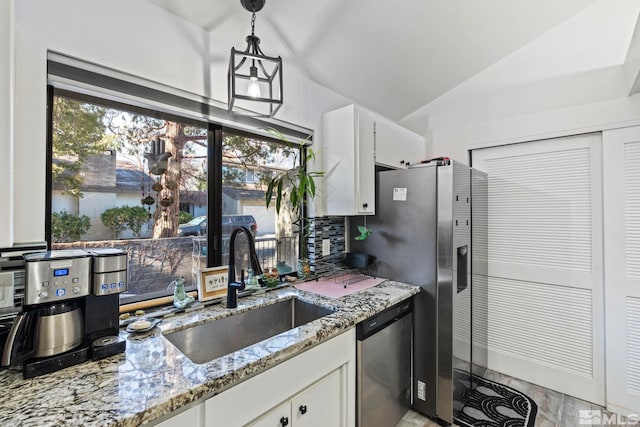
[299,405,308,415]
[362,203,368,209]
[280,416,289,426]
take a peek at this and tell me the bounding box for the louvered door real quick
[603,126,640,415]
[472,133,605,404]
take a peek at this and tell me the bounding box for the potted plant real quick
[265,129,324,279]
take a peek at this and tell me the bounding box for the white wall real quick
[400,0,640,162]
[0,0,14,247]
[625,14,640,95]
[6,0,352,245]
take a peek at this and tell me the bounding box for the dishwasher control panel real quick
[357,299,412,339]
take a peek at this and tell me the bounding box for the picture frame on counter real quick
[198,266,229,302]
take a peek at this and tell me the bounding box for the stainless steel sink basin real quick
[164,298,335,364]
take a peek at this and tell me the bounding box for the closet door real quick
[603,126,640,415]
[472,133,604,405]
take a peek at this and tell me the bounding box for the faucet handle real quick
[227,274,245,308]
[231,269,246,291]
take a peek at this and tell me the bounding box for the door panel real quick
[472,133,604,404]
[603,126,640,415]
[292,369,342,427]
[248,401,290,427]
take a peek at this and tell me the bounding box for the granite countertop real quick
[0,280,418,426]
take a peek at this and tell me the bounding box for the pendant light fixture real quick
[228,0,283,117]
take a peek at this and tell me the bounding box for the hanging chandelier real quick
[228,0,283,117]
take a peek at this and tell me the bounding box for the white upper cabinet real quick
[321,104,425,216]
[322,104,375,216]
[374,117,425,168]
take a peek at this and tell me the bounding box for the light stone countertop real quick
[0,280,419,426]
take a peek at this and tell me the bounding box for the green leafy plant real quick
[124,206,151,238]
[264,129,324,259]
[179,211,194,224]
[51,210,91,243]
[101,207,128,239]
[101,205,151,239]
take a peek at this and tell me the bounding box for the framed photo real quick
[198,266,229,302]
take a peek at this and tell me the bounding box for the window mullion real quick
[208,124,223,267]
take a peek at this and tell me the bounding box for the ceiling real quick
[147,0,610,123]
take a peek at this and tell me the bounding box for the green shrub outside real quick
[51,210,91,243]
[101,205,150,239]
[179,211,194,224]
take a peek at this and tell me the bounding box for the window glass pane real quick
[221,133,299,278]
[50,94,208,304]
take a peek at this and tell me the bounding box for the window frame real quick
[46,86,306,307]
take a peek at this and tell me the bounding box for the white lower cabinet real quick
[251,368,342,427]
[155,403,205,427]
[203,328,355,427]
[250,401,291,427]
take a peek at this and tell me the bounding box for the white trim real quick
[466,120,640,154]
[0,0,15,247]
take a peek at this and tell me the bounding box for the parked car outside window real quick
[177,216,207,236]
[226,215,258,236]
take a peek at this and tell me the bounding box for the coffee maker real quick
[1,249,92,378]
[1,248,128,377]
[85,248,127,360]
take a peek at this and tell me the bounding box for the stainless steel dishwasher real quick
[357,299,412,427]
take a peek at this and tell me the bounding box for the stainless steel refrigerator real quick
[350,160,487,424]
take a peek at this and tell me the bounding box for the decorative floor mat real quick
[454,371,537,427]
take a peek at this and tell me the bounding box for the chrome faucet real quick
[227,226,263,308]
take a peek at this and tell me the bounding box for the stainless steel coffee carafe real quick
[33,301,83,357]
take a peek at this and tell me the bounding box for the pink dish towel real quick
[294,276,386,298]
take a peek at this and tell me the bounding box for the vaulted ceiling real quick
[146,0,636,131]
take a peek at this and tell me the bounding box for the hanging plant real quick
[159,197,174,207]
[141,195,155,206]
[152,181,163,192]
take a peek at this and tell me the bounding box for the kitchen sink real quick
[164,298,335,364]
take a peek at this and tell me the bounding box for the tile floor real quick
[396,368,624,427]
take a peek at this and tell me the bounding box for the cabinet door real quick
[322,105,358,216]
[291,369,343,427]
[375,118,424,168]
[249,401,291,427]
[355,110,375,215]
[155,404,204,427]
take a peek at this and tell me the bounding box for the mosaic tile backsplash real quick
[307,216,347,275]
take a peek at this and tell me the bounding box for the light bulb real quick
[247,65,261,98]
[248,76,261,98]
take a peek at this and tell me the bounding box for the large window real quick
[47,89,300,305]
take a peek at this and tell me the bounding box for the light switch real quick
[0,272,14,309]
[322,239,331,257]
